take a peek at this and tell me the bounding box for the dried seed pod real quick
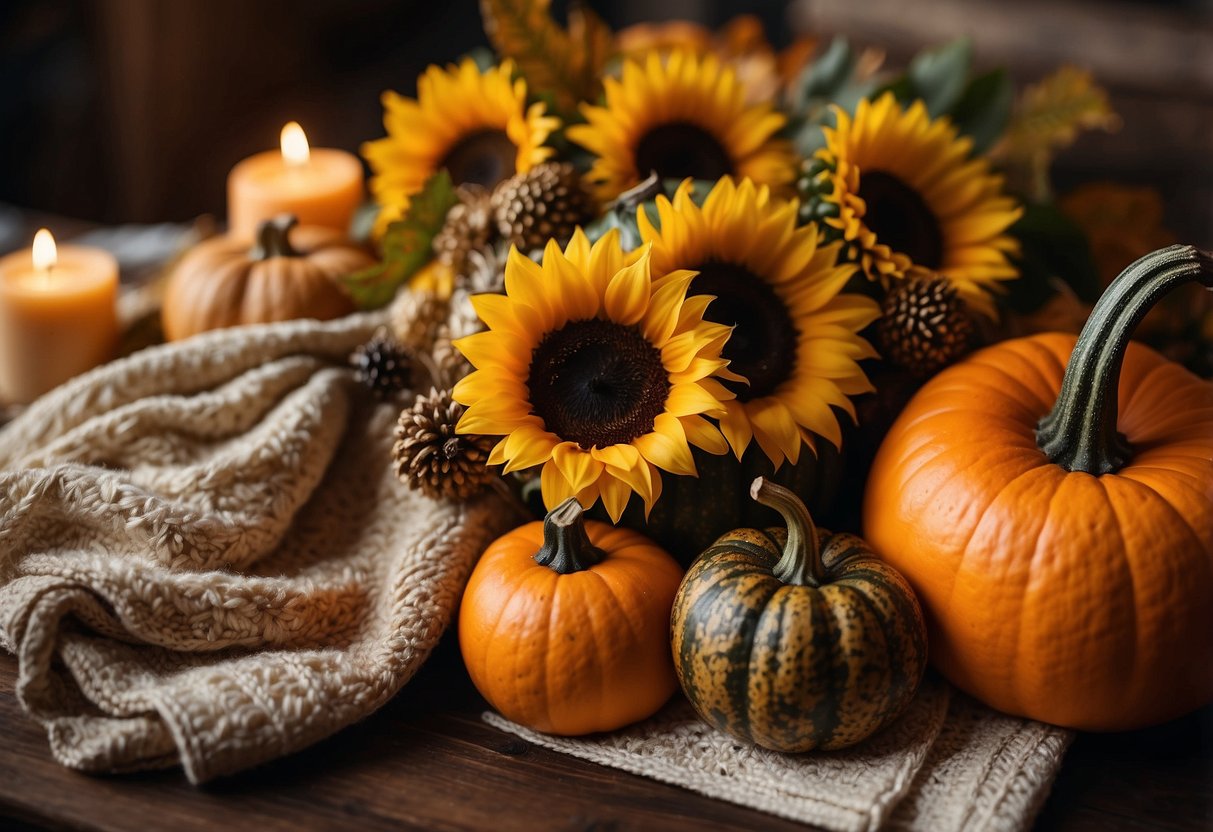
[877,275,974,377]
[392,387,496,501]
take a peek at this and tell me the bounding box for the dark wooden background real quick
[1,0,1210,248]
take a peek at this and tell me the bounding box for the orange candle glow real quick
[227,121,364,240]
[0,229,119,403]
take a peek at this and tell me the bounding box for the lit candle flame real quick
[32,228,57,275]
[280,121,310,167]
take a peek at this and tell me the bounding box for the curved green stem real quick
[749,477,824,587]
[534,497,605,574]
[250,214,300,260]
[1036,245,1213,475]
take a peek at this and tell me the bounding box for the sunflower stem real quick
[534,497,606,574]
[250,214,299,260]
[1036,245,1213,475]
[750,477,824,587]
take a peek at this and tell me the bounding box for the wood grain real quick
[0,632,1208,831]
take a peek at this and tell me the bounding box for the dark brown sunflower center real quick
[634,122,734,182]
[692,261,798,401]
[857,171,943,269]
[527,318,670,449]
[440,129,517,189]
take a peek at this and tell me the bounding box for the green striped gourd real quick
[670,477,927,752]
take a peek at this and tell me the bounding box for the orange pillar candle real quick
[227,122,364,241]
[0,229,119,403]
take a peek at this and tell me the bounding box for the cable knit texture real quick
[486,677,1072,832]
[0,313,515,784]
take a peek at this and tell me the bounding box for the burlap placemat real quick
[0,313,515,783]
[486,678,1072,831]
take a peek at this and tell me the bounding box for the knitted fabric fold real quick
[0,314,514,783]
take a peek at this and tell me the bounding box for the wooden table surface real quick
[0,636,1208,832]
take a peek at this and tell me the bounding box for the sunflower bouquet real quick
[347,2,1170,558]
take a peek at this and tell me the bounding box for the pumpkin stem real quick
[1036,245,1213,475]
[250,214,300,260]
[750,477,824,587]
[534,497,606,575]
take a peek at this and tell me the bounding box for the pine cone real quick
[392,387,496,501]
[492,162,594,252]
[350,331,413,398]
[877,275,974,377]
[390,287,449,354]
[442,244,506,370]
[432,323,473,387]
[461,242,506,295]
[432,185,494,277]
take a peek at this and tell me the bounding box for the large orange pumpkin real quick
[459,498,683,735]
[864,245,1213,730]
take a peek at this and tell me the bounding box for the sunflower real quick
[813,92,1022,319]
[616,16,785,105]
[363,59,559,235]
[453,229,735,521]
[567,49,797,203]
[641,177,879,468]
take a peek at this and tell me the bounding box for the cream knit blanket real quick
[0,314,514,783]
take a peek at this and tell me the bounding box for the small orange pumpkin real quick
[162,214,372,341]
[865,245,1213,730]
[459,498,683,735]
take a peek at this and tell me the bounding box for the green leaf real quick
[995,66,1120,202]
[464,46,498,72]
[950,69,1013,154]
[341,170,458,310]
[907,38,972,116]
[787,39,885,157]
[584,208,640,251]
[480,0,613,122]
[791,38,855,108]
[1005,200,1102,313]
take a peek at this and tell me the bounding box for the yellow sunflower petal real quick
[604,246,653,325]
[643,269,698,344]
[500,425,560,474]
[746,398,804,467]
[540,461,575,508]
[454,333,528,374]
[551,441,606,493]
[718,398,753,460]
[634,414,697,476]
[665,382,728,417]
[598,474,633,524]
[679,414,729,455]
